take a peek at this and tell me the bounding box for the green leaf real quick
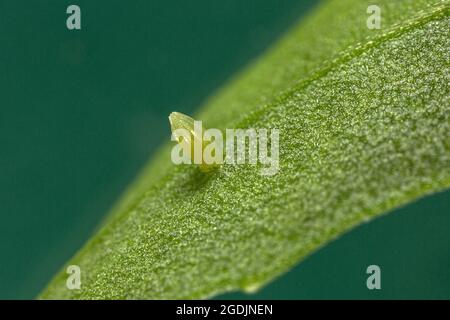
[40,0,450,299]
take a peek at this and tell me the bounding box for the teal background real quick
[0,0,448,299]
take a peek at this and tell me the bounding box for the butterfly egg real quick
[169,112,219,172]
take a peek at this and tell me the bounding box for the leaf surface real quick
[41,0,450,299]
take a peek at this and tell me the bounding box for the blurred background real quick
[0,0,448,299]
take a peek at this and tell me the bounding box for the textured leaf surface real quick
[41,0,450,299]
